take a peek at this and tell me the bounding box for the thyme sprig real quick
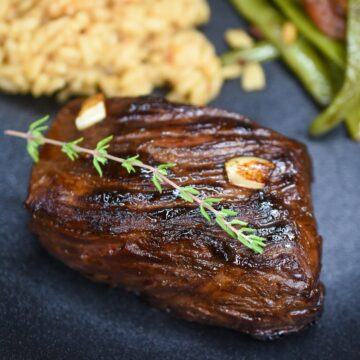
[4,117,267,254]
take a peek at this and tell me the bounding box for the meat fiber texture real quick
[26,97,324,339]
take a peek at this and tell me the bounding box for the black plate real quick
[1,1,359,359]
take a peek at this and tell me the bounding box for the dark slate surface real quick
[0,1,359,359]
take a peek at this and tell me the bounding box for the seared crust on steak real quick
[26,97,324,339]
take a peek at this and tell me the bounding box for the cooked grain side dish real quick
[0,0,222,105]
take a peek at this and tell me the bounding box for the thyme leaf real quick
[182,186,200,195]
[92,135,113,176]
[152,173,163,193]
[26,115,49,162]
[220,208,238,217]
[62,138,83,161]
[200,205,211,223]
[179,189,194,203]
[216,215,237,238]
[122,155,142,174]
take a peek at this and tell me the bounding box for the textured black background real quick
[1,1,359,359]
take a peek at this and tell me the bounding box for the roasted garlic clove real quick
[282,22,298,45]
[225,156,275,189]
[222,64,243,80]
[75,94,106,131]
[242,62,266,92]
[225,29,254,49]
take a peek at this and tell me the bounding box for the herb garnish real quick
[5,117,266,254]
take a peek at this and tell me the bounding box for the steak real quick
[26,97,324,339]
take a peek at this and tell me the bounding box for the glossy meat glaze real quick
[26,97,324,339]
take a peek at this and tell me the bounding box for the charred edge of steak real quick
[26,96,324,339]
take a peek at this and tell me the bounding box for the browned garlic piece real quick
[75,94,106,131]
[225,156,275,189]
[222,64,243,80]
[282,22,298,45]
[242,63,266,92]
[225,29,254,49]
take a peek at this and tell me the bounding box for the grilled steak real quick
[26,97,324,339]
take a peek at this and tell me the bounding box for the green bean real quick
[221,42,279,66]
[230,0,334,106]
[345,106,360,141]
[328,62,345,94]
[309,0,360,137]
[273,0,346,68]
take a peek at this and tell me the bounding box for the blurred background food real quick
[222,0,360,141]
[0,0,358,141]
[303,0,346,39]
[0,0,222,105]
